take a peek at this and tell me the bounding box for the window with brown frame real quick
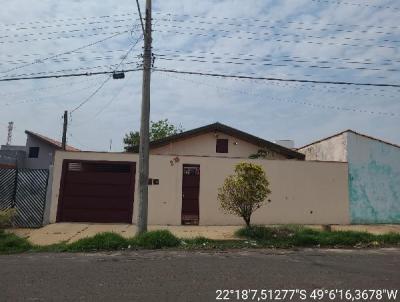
[216,138,229,153]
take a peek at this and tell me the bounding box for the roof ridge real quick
[149,122,305,159]
[298,129,400,150]
[25,130,80,151]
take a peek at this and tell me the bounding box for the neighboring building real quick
[24,131,79,169]
[298,130,400,224]
[149,122,304,160]
[0,145,26,168]
[0,131,79,170]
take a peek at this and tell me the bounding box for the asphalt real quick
[0,249,399,302]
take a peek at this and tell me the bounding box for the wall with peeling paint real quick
[347,133,400,224]
[298,133,347,162]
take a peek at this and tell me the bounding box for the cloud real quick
[0,0,399,150]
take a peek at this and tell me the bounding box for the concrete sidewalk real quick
[9,223,400,246]
[10,224,242,245]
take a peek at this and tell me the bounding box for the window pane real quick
[28,147,40,158]
[216,139,229,153]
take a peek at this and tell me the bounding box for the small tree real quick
[123,119,183,152]
[218,162,271,227]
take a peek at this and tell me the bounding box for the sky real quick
[0,0,399,151]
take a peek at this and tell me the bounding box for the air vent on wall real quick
[68,162,82,171]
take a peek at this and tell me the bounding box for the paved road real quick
[0,249,399,302]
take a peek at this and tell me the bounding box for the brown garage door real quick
[56,160,136,223]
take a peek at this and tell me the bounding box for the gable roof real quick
[25,131,80,152]
[150,122,305,159]
[298,129,400,150]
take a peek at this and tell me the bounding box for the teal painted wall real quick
[348,133,400,223]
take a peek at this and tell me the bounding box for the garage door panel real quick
[61,196,132,211]
[65,172,132,185]
[63,183,132,197]
[57,160,136,223]
[61,208,131,223]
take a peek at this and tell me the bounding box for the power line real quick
[1,80,104,107]
[251,78,398,98]
[70,81,130,128]
[70,76,112,114]
[153,68,400,88]
[0,28,134,45]
[0,76,100,98]
[70,33,143,113]
[155,48,400,65]
[1,54,141,68]
[155,16,399,37]
[0,48,130,59]
[157,12,400,31]
[157,22,400,45]
[3,61,140,79]
[0,13,137,28]
[155,54,400,73]
[0,18,134,32]
[0,68,142,82]
[136,0,145,35]
[157,71,399,117]
[0,23,134,40]
[310,0,400,11]
[157,27,397,50]
[0,30,133,76]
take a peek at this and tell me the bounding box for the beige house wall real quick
[298,133,348,162]
[150,132,287,159]
[49,151,350,225]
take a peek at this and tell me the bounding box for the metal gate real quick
[0,168,49,227]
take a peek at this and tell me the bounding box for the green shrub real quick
[66,232,129,252]
[135,230,180,249]
[0,230,32,254]
[218,163,271,227]
[0,209,17,229]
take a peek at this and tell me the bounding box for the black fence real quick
[0,168,49,228]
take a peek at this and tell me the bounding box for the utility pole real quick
[62,110,68,150]
[137,0,152,234]
[6,121,14,145]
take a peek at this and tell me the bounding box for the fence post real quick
[42,167,52,225]
[12,168,18,208]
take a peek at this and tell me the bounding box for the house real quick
[48,152,348,226]
[45,123,349,226]
[0,131,79,170]
[149,122,304,160]
[298,130,400,224]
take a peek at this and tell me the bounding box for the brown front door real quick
[57,160,136,223]
[181,165,200,225]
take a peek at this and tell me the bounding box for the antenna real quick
[6,121,14,145]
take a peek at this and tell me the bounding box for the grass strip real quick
[1,226,400,254]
